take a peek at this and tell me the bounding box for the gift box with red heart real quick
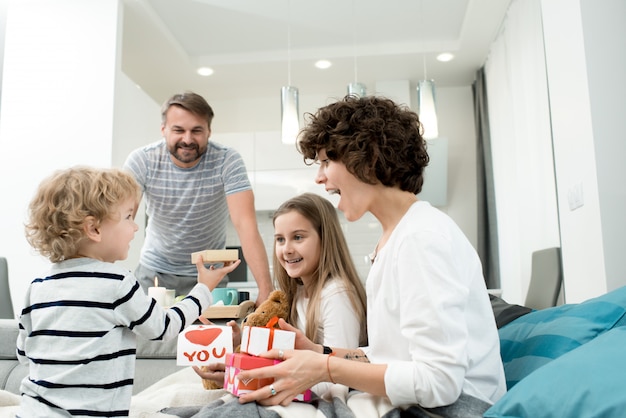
[239,320,296,356]
[176,325,233,366]
[224,352,312,401]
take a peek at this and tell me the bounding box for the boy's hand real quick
[193,364,225,387]
[195,256,241,291]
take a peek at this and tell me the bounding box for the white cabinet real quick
[212,131,255,168]
[253,131,305,170]
[253,167,339,210]
[420,137,448,207]
[212,131,446,210]
[212,131,335,210]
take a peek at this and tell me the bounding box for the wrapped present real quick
[224,352,312,401]
[176,325,233,366]
[240,316,295,356]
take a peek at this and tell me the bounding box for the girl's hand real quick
[195,256,241,291]
[277,318,318,351]
[227,320,243,348]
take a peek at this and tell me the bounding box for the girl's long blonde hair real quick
[273,193,367,346]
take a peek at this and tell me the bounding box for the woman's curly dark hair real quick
[297,95,429,194]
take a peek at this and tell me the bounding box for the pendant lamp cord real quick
[352,0,358,83]
[421,0,427,80]
[287,0,292,86]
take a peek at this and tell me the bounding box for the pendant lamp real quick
[347,82,367,97]
[417,79,438,139]
[281,86,299,144]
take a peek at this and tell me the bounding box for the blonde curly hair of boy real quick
[25,166,141,263]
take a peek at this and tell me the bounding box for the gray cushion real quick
[0,320,18,359]
[136,337,178,359]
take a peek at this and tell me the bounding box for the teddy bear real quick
[201,289,290,390]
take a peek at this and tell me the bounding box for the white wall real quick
[0,0,6,110]
[437,87,478,245]
[111,73,160,272]
[579,0,626,293]
[0,0,160,317]
[541,0,608,302]
[0,0,122,316]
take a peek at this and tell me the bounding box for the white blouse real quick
[295,278,362,396]
[363,201,506,408]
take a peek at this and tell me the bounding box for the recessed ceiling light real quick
[315,60,332,69]
[436,53,454,62]
[197,66,214,76]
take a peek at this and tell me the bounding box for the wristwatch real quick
[322,345,333,355]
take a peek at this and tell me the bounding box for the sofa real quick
[484,285,626,417]
[3,286,626,417]
[0,319,181,395]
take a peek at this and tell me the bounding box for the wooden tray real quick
[201,300,255,319]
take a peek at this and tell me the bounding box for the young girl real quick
[273,193,367,353]
[18,166,239,418]
[195,193,367,396]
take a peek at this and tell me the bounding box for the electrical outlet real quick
[567,182,584,211]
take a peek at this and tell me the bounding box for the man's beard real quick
[169,142,207,164]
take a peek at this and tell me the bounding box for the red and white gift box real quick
[224,352,312,401]
[176,325,233,366]
[240,317,295,356]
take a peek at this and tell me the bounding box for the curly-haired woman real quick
[237,96,506,417]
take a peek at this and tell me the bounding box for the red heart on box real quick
[185,327,222,346]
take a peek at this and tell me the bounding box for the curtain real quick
[481,0,560,304]
[473,68,500,290]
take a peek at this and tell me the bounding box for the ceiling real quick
[121,0,511,105]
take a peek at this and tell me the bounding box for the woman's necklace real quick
[369,195,418,264]
[368,248,377,264]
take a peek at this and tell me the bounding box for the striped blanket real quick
[0,367,489,418]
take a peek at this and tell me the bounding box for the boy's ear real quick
[83,216,101,242]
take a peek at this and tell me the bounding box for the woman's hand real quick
[237,349,327,406]
[195,256,241,291]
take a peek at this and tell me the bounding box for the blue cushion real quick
[498,286,626,389]
[485,325,626,417]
